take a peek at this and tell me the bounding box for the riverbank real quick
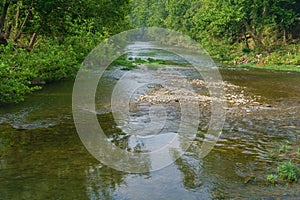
[0,33,105,105]
[205,40,300,73]
[238,64,300,73]
[1,39,299,105]
[1,44,299,198]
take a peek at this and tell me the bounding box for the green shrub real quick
[0,61,40,104]
[242,47,251,54]
[0,32,106,104]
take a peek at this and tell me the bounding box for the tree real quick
[0,0,131,49]
[270,0,298,44]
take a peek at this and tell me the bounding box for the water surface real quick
[0,43,299,199]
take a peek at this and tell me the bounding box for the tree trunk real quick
[5,23,12,39]
[0,34,7,46]
[242,2,267,51]
[28,32,37,50]
[243,32,250,49]
[283,29,287,45]
[0,1,10,32]
[257,2,267,50]
[14,11,30,43]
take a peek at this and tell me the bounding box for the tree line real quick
[130,0,300,62]
[0,0,130,49]
[0,0,299,104]
[0,0,130,104]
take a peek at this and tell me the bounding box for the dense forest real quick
[130,0,300,64]
[0,0,131,104]
[0,0,300,104]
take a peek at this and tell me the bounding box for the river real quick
[0,42,299,199]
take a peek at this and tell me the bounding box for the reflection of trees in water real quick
[85,165,126,200]
[97,112,152,173]
[173,153,231,199]
[0,124,127,200]
[97,112,130,150]
[174,155,203,189]
[0,125,90,199]
[97,108,151,152]
[173,147,255,199]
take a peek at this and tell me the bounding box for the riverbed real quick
[0,42,299,199]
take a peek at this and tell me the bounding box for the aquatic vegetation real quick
[266,174,278,184]
[147,63,162,70]
[110,56,137,70]
[110,56,183,71]
[277,161,300,182]
[267,161,300,184]
[267,149,278,160]
[266,141,300,184]
[278,142,291,154]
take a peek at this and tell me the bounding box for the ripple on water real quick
[0,106,62,130]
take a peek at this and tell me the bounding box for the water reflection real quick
[85,165,125,200]
[0,44,299,199]
[0,122,128,200]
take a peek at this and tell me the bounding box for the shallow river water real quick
[0,42,299,199]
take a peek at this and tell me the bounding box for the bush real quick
[0,62,40,104]
[0,43,41,104]
[0,32,106,104]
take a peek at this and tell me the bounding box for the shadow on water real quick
[0,42,299,199]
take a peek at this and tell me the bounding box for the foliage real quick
[266,174,278,184]
[0,61,39,104]
[0,0,130,104]
[277,161,300,182]
[267,161,300,184]
[109,56,182,71]
[279,142,291,154]
[128,0,300,65]
[110,56,137,70]
[266,140,300,185]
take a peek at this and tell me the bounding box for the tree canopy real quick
[130,0,300,51]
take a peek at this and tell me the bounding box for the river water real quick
[0,42,299,199]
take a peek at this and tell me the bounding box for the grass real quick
[110,56,137,70]
[110,56,183,71]
[238,64,300,73]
